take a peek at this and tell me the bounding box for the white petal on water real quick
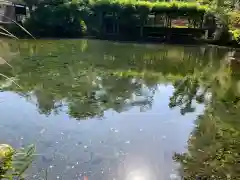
[84,145,88,149]
[139,129,143,132]
[170,173,179,180]
[162,135,166,139]
[49,165,53,169]
[20,137,23,140]
[114,129,119,133]
[40,129,46,134]
[56,141,59,144]
[60,132,64,135]
[72,166,75,169]
[56,176,60,179]
[125,141,130,144]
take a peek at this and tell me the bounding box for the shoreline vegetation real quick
[0,144,36,179]
[2,0,239,46]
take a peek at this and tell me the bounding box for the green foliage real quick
[230,29,240,42]
[228,11,240,42]
[228,11,240,28]
[90,0,208,13]
[198,0,240,44]
[22,0,209,37]
[80,20,87,34]
[25,0,86,37]
[0,144,36,180]
[89,0,208,26]
[0,144,14,177]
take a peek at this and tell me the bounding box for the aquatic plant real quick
[0,144,36,179]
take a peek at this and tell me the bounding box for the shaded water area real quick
[0,39,240,180]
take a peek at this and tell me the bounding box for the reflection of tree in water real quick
[2,40,240,178]
[66,75,156,119]
[170,56,240,179]
[0,40,229,120]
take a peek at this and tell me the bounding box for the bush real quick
[228,11,240,29]
[25,0,86,37]
[90,0,208,14]
[22,0,209,38]
[230,29,240,42]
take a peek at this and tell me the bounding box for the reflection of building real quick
[0,0,27,24]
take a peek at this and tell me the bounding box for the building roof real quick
[0,0,25,5]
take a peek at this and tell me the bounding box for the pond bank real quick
[86,35,240,47]
[3,0,239,47]
[7,34,237,48]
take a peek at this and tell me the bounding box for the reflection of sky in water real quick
[0,85,204,180]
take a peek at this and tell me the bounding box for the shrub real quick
[228,11,240,29]
[22,0,209,38]
[230,29,240,42]
[25,0,86,37]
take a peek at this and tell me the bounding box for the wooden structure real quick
[94,6,207,40]
[0,0,27,24]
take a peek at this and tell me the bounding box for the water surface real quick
[0,39,239,180]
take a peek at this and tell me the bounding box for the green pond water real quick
[0,39,239,180]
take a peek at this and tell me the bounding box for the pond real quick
[0,39,239,180]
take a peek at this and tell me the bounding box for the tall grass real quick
[0,12,35,88]
[0,13,35,39]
